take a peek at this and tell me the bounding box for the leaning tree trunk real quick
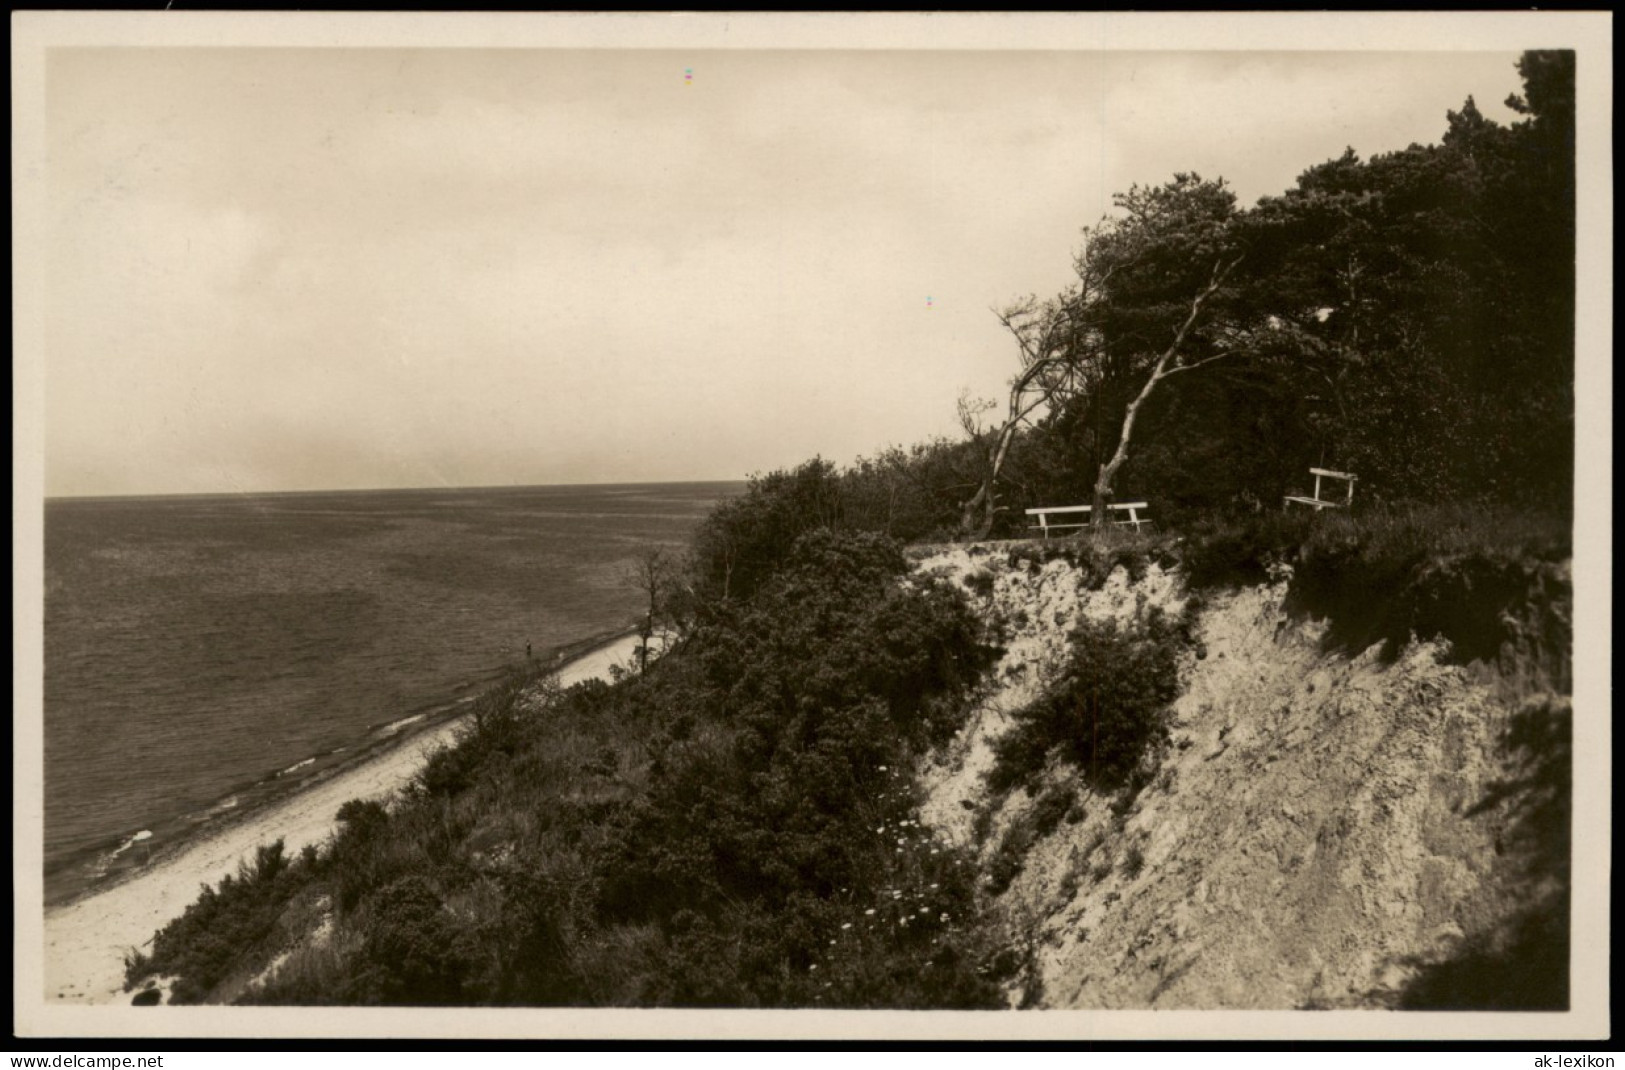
[960,420,1023,539]
[1091,374,1154,524]
[1089,257,1240,527]
[958,484,993,542]
[959,362,1064,540]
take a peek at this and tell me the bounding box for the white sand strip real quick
[41,634,640,1006]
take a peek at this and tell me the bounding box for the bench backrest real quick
[1026,503,1150,537]
[1025,502,1149,515]
[1308,468,1356,505]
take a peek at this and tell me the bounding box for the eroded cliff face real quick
[913,544,1566,1010]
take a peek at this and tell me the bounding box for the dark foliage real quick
[126,840,311,1003]
[1396,900,1569,1011]
[350,875,473,1005]
[1178,510,1314,589]
[231,528,1005,1008]
[990,610,1187,797]
[1286,511,1572,671]
[330,798,393,913]
[690,458,848,604]
[984,819,1036,897]
[1030,784,1074,838]
[1122,842,1146,881]
[963,569,996,598]
[590,529,1004,1006]
[839,438,986,542]
[981,51,1574,524]
[1174,505,1571,686]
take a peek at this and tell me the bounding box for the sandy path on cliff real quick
[40,635,640,1006]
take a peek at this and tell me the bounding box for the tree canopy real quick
[962,49,1574,532]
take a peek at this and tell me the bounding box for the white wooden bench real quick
[1025,502,1152,537]
[1284,468,1357,511]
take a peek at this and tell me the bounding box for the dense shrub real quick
[963,569,996,598]
[990,610,1187,797]
[126,840,311,1002]
[689,458,848,603]
[223,528,1005,1009]
[1122,842,1146,881]
[328,798,403,913]
[350,875,473,1005]
[688,446,986,605]
[588,529,1004,1006]
[1286,505,1571,669]
[839,438,983,543]
[1171,504,1571,682]
[1178,510,1314,589]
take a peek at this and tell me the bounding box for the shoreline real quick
[43,626,638,910]
[40,629,643,1006]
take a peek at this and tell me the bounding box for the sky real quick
[40,40,1530,496]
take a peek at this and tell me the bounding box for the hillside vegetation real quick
[125,52,1575,1010]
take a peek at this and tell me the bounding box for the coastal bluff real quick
[912,543,1570,1009]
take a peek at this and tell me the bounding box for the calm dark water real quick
[42,481,739,903]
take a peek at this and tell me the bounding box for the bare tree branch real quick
[1159,350,1240,378]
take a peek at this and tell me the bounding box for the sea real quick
[41,481,741,905]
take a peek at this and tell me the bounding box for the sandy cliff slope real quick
[914,544,1567,1009]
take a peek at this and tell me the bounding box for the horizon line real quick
[44,476,752,503]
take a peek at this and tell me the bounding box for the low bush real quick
[1288,505,1571,671]
[1122,842,1146,881]
[350,875,473,1005]
[985,818,1036,896]
[1030,784,1074,838]
[989,609,1187,797]
[1174,504,1571,678]
[963,569,996,598]
[126,839,312,1002]
[1178,510,1313,590]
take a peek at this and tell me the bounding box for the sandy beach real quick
[39,634,641,1006]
